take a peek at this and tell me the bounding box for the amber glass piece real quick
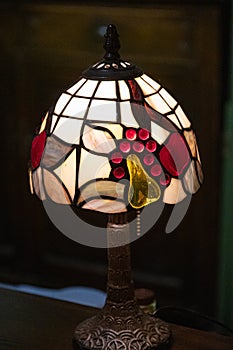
[127,154,161,209]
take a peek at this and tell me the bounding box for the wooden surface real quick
[0,288,232,350]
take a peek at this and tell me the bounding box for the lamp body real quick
[73,214,171,350]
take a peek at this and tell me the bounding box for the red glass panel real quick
[146,140,157,152]
[138,128,149,140]
[128,80,142,101]
[159,133,190,177]
[31,131,47,169]
[125,128,137,140]
[143,154,155,166]
[113,167,125,179]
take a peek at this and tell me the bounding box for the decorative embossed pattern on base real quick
[73,312,171,350]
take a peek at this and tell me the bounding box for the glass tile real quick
[166,114,182,129]
[44,168,71,204]
[42,135,72,167]
[32,167,46,200]
[118,80,130,100]
[94,81,116,99]
[54,93,71,115]
[54,148,76,201]
[76,80,99,97]
[39,112,49,134]
[146,94,172,114]
[82,199,126,213]
[183,130,197,158]
[183,161,201,194]
[135,77,156,96]
[66,78,86,95]
[53,117,83,144]
[159,88,177,108]
[78,149,111,187]
[151,121,170,145]
[120,101,139,128]
[87,100,117,122]
[50,114,58,133]
[63,97,89,118]
[175,105,191,128]
[141,74,160,91]
[82,125,116,154]
[163,178,186,204]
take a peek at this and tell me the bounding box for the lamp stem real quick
[103,214,139,317]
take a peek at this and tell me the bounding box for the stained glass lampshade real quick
[29,24,203,350]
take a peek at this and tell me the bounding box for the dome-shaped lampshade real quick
[29,24,203,215]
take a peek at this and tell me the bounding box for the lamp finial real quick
[103,24,121,60]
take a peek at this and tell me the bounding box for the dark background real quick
[1,0,232,327]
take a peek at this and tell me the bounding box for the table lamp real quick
[29,24,203,350]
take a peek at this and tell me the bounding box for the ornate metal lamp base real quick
[73,215,172,350]
[73,308,171,350]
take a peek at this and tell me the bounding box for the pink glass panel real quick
[133,141,144,153]
[111,152,123,164]
[143,154,155,166]
[151,164,162,177]
[120,141,131,153]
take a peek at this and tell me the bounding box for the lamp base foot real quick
[73,311,172,350]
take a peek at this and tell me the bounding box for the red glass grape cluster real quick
[109,127,171,186]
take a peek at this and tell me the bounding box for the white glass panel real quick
[159,88,177,108]
[87,100,117,122]
[135,77,156,95]
[82,199,126,213]
[118,80,130,100]
[63,97,89,118]
[175,105,191,128]
[53,117,83,144]
[76,80,98,97]
[78,149,111,187]
[83,125,116,153]
[50,114,58,133]
[54,93,71,114]
[151,121,170,144]
[166,114,182,129]
[92,123,123,139]
[94,81,116,99]
[39,112,48,134]
[163,178,186,204]
[141,74,160,91]
[120,101,139,128]
[54,148,76,200]
[146,94,171,114]
[66,78,86,94]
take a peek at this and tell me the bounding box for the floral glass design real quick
[29,72,203,214]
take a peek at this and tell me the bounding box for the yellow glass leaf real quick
[126,154,161,209]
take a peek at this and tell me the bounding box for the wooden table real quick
[0,287,232,350]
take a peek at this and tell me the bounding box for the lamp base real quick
[73,307,171,350]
